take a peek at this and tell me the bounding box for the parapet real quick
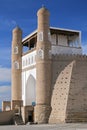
[52,54,87,61]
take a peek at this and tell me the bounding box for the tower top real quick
[37,6,49,16]
[13,26,22,33]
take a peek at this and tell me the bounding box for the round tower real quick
[11,27,23,110]
[35,7,52,124]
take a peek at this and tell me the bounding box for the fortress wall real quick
[0,110,14,125]
[66,59,87,122]
[49,55,87,123]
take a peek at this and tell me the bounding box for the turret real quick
[34,7,52,124]
[11,27,23,110]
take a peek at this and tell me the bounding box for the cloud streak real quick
[0,47,11,59]
[0,86,11,94]
[0,18,17,29]
[0,46,11,68]
[0,86,11,108]
[0,66,11,82]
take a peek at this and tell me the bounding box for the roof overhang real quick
[22,27,81,43]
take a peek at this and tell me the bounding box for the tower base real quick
[34,105,51,124]
[11,100,23,114]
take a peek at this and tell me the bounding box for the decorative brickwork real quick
[49,55,87,123]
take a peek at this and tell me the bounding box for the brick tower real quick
[34,7,52,124]
[11,27,23,110]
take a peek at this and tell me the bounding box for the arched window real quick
[5,106,10,111]
[37,32,43,41]
[23,60,25,67]
[28,58,30,64]
[14,46,18,54]
[31,56,33,64]
[14,61,19,69]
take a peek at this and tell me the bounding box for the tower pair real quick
[12,7,52,123]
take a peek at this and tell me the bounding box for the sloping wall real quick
[66,59,87,122]
[49,55,87,123]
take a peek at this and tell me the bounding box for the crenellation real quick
[52,54,87,61]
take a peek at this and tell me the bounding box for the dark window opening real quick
[28,111,33,122]
[30,42,35,49]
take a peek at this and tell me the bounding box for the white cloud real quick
[0,86,11,93]
[0,86,11,105]
[5,19,17,27]
[0,67,11,82]
[0,47,11,61]
[0,18,17,28]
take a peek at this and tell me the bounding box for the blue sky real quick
[0,0,87,109]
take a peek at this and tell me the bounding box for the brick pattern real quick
[49,59,75,123]
[35,7,52,124]
[49,55,87,123]
[12,27,22,101]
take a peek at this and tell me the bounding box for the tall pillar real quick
[11,27,23,110]
[35,7,52,124]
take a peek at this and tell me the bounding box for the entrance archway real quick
[5,106,10,111]
[26,74,36,106]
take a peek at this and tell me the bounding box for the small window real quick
[14,61,19,69]
[14,46,18,54]
[48,30,51,42]
[37,32,43,41]
[28,58,30,64]
[31,56,33,64]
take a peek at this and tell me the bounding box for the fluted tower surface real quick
[34,7,52,124]
[11,27,23,109]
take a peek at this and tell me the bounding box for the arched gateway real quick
[26,74,36,106]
